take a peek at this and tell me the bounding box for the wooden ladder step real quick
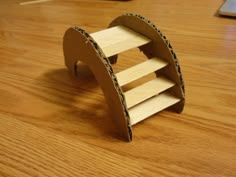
[125,77,175,108]
[90,25,151,57]
[116,57,168,86]
[129,93,180,125]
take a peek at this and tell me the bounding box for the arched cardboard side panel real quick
[109,13,185,113]
[63,27,132,141]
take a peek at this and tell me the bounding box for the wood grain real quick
[0,0,236,176]
[0,114,141,177]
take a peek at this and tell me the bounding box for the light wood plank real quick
[90,26,151,57]
[129,93,180,125]
[116,57,168,86]
[0,114,141,176]
[125,77,175,108]
[20,0,52,5]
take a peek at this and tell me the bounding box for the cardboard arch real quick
[63,13,185,141]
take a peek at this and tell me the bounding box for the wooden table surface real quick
[0,0,235,176]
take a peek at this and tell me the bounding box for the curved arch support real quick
[63,27,132,141]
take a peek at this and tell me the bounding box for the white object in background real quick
[219,0,236,17]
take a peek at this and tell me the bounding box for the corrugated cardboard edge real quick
[109,13,185,112]
[63,27,132,141]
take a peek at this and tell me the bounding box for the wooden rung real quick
[129,93,180,125]
[125,77,175,108]
[116,57,168,86]
[90,25,151,57]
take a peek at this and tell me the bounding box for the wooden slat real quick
[129,93,180,125]
[116,57,168,86]
[90,25,151,57]
[125,77,175,108]
[20,0,52,5]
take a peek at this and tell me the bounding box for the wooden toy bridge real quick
[63,13,185,141]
